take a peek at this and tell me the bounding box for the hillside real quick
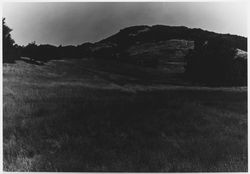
[92,25,247,64]
[99,25,246,50]
[19,25,247,64]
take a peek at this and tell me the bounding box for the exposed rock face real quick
[235,48,247,60]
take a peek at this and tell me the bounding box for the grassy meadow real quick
[3,59,247,172]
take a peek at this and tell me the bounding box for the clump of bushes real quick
[185,37,247,86]
[21,42,93,62]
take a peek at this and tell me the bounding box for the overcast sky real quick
[3,1,248,46]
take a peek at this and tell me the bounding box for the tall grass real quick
[3,60,247,172]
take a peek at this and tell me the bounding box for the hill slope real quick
[90,25,247,70]
[100,25,246,50]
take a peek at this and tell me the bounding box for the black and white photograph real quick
[2,0,248,172]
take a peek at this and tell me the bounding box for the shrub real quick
[185,37,247,86]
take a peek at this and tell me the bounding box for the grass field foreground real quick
[3,59,247,172]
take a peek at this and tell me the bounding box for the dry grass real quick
[3,59,247,172]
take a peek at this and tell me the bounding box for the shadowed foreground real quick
[3,59,247,172]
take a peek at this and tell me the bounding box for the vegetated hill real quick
[18,25,247,68]
[100,25,246,51]
[90,25,247,68]
[88,25,247,86]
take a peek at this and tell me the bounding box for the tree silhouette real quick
[3,18,19,63]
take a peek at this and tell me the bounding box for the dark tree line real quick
[185,37,247,86]
[21,42,93,62]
